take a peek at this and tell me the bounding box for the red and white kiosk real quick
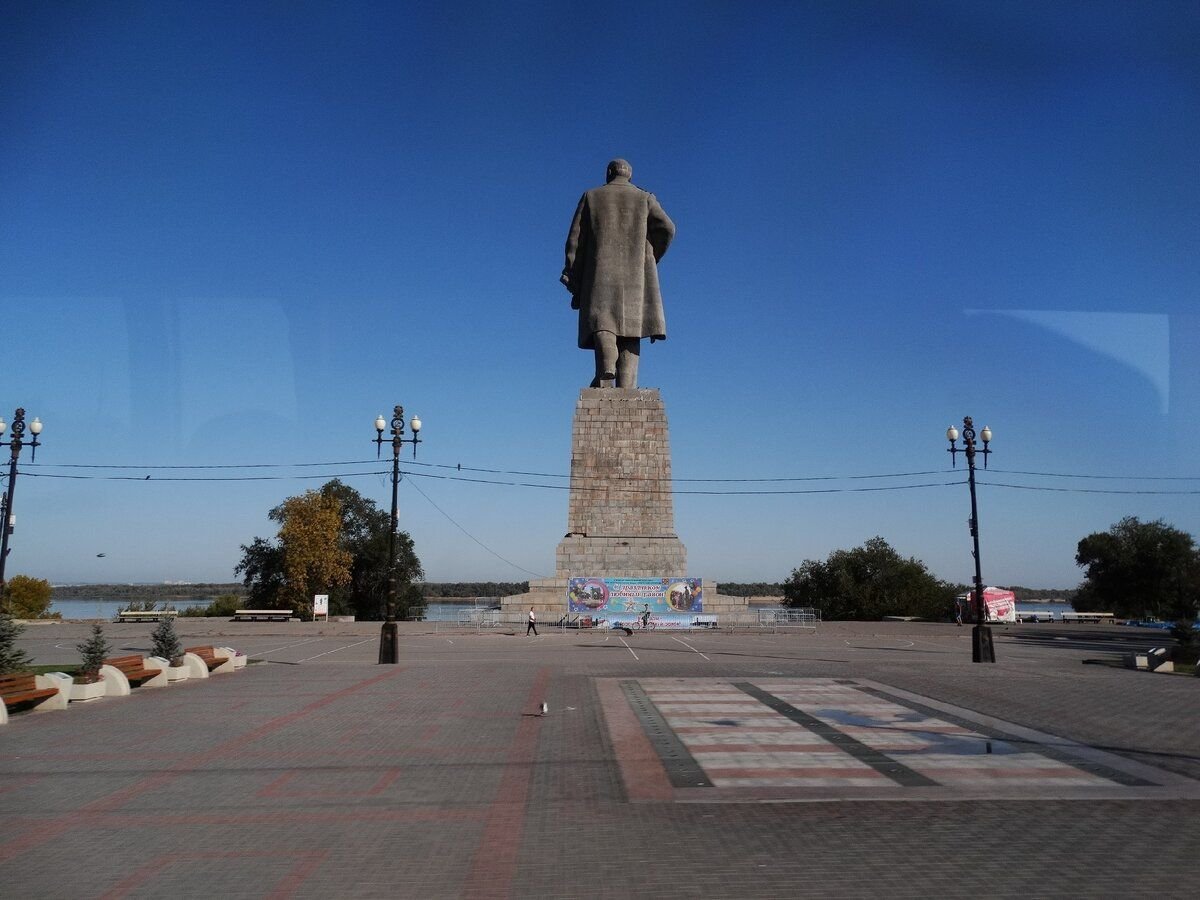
[963,586,1017,624]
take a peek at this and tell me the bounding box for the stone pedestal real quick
[510,389,683,615]
[559,387,686,573]
[505,388,748,620]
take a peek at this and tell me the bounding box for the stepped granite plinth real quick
[504,389,746,618]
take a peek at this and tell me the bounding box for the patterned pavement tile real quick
[606,676,1200,802]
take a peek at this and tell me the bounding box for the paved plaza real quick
[2,619,1198,898]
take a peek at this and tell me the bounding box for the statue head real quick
[605,158,632,183]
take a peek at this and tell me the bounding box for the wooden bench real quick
[1,673,66,723]
[232,609,293,622]
[182,645,236,677]
[1060,612,1115,624]
[1,674,60,711]
[102,654,165,687]
[184,646,225,670]
[115,609,178,623]
[1016,611,1056,623]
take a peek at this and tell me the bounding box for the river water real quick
[49,597,498,621]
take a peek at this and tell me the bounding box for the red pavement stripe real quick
[0,666,408,864]
[703,767,889,779]
[460,666,550,900]
[87,808,483,828]
[368,766,405,795]
[596,677,674,802]
[252,766,405,799]
[672,725,803,734]
[258,770,299,797]
[267,850,331,900]
[93,666,408,815]
[684,744,832,753]
[95,849,328,900]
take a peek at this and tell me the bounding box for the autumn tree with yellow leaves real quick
[236,480,424,620]
[276,489,353,617]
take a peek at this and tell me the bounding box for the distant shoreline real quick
[51,583,244,601]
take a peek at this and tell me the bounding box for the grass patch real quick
[27,664,81,676]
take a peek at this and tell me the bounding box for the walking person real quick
[954,596,964,626]
[527,607,538,636]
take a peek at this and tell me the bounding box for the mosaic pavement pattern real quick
[601,677,1199,802]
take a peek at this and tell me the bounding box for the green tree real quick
[235,480,424,620]
[5,574,54,619]
[1074,517,1200,620]
[150,618,183,662]
[0,612,33,674]
[235,537,286,608]
[783,536,961,621]
[76,623,111,681]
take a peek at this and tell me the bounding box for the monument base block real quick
[502,387,750,622]
[556,535,687,579]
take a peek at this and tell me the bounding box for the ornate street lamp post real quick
[0,408,43,612]
[946,416,995,663]
[373,405,422,664]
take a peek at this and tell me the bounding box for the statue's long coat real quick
[562,177,675,349]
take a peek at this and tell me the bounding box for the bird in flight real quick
[96,553,107,558]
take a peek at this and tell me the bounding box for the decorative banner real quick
[567,577,703,629]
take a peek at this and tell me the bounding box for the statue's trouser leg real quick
[593,331,618,385]
[615,337,640,388]
[593,333,641,388]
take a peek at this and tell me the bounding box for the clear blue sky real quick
[2,1,1198,589]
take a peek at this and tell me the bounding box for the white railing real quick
[758,607,819,627]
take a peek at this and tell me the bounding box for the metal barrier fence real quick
[755,607,820,632]
[423,609,821,634]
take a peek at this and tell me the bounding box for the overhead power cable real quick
[23,458,1200,491]
[400,477,550,579]
[21,465,955,487]
[980,480,1200,496]
[25,457,1200,484]
[21,469,392,483]
[26,466,1200,496]
[20,467,967,495]
[986,468,1200,482]
[22,459,379,470]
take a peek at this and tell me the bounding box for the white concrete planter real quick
[181,652,210,679]
[34,675,70,712]
[145,656,189,682]
[217,647,248,669]
[99,664,131,697]
[69,679,107,702]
